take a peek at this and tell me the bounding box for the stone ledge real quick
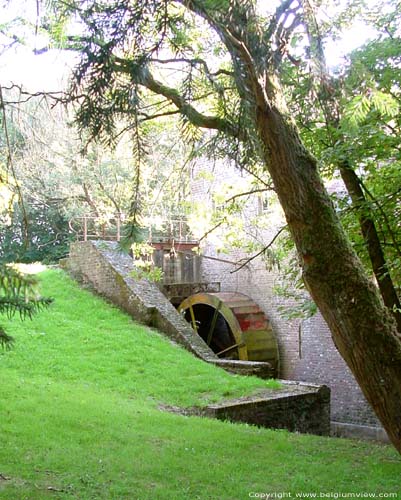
[162,381,331,436]
[331,421,389,443]
[209,359,274,379]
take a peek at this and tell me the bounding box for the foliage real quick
[273,252,318,321]
[0,264,52,348]
[337,34,401,289]
[0,200,73,264]
[130,264,164,283]
[0,94,134,216]
[280,4,401,315]
[129,242,164,282]
[0,90,199,248]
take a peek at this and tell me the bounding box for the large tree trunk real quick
[256,101,401,453]
[180,0,401,453]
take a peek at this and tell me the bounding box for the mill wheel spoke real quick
[188,305,198,333]
[216,342,245,357]
[206,301,222,346]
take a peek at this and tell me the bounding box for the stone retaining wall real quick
[65,241,274,378]
[192,381,331,436]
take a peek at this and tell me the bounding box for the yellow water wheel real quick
[178,292,279,375]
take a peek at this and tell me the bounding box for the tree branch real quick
[230,225,287,273]
[0,84,64,106]
[224,187,274,205]
[96,178,121,214]
[175,0,269,109]
[198,218,227,243]
[112,58,243,139]
[150,57,234,77]
[139,109,181,122]
[360,180,401,259]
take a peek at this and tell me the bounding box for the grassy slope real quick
[0,269,279,407]
[0,269,400,500]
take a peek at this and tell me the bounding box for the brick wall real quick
[190,160,383,433]
[292,314,381,427]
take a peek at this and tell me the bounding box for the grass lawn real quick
[0,268,400,499]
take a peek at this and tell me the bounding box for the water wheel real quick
[178,292,279,375]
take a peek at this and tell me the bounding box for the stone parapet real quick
[199,381,331,436]
[162,381,331,436]
[67,240,215,360]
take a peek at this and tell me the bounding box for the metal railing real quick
[69,214,124,242]
[69,214,198,244]
[148,219,198,244]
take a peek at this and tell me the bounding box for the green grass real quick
[0,268,279,407]
[0,268,400,499]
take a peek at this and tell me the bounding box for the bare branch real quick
[0,84,65,106]
[230,225,287,273]
[224,187,274,205]
[198,218,227,243]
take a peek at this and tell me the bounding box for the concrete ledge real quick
[163,381,331,436]
[210,359,274,379]
[331,421,390,443]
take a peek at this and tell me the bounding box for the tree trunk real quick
[179,0,401,452]
[339,162,401,332]
[256,102,401,453]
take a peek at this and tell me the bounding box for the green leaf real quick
[370,90,399,117]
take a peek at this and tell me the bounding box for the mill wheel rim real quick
[178,293,249,360]
[179,292,280,375]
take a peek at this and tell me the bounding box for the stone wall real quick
[65,240,274,379]
[197,380,331,436]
